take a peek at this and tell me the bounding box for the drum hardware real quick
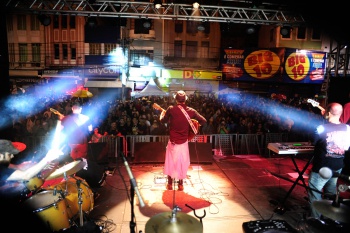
[145,205,203,233]
[312,186,350,224]
[185,204,206,224]
[145,177,204,233]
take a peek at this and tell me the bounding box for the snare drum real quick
[46,176,94,219]
[23,190,70,232]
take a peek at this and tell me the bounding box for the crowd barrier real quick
[19,132,307,162]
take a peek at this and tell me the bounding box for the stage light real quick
[143,19,152,29]
[280,26,292,37]
[193,2,200,9]
[246,26,256,34]
[197,23,205,31]
[38,15,51,26]
[86,17,97,27]
[154,0,162,9]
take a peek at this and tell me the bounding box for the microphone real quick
[319,167,350,181]
[121,153,145,208]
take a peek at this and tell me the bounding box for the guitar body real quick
[188,119,199,141]
[153,103,200,140]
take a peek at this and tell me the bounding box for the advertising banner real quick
[222,48,326,84]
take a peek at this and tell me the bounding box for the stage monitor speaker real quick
[88,142,109,164]
[133,142,166,163]
[133,142,213,164]
[189,142,213,164]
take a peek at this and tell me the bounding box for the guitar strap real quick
[178,105,198,134]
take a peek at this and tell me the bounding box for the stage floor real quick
[84,153,349,233]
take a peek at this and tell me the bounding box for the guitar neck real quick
[317,106,325,112]
[152,103,165,113]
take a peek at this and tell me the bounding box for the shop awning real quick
[84,80,122,88]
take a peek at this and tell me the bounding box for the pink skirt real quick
[163,140,190,180]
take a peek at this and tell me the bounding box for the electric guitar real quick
[307,99,325,112]
[50,108,65,119]
[152,103,200,141]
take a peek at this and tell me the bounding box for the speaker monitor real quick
[88,142,109,164]
[133,142,213,164]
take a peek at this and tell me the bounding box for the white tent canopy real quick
[216,87,240,95]
[133,78,168,97]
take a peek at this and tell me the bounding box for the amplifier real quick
[242,220,297,233]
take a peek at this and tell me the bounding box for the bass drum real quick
[46,176,94,220]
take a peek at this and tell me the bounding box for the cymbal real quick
[312,200,350,223]
[46,160,86,180]
[145,211,203,233]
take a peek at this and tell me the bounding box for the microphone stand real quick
[121,152,145,233]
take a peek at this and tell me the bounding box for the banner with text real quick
[221,48,326,84]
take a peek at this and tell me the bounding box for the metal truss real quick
[5,0,305,25]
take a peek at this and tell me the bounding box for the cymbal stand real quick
[69,175,86,227]
[185,204,206,224]
[170,205,181,223]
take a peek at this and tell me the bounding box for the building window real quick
[19,43,28,66]
[17,14,26,30]
[71,44,76,60]
[269,28,274,42]
[54,44,60,59]
[174,40,182,58]
[7,15,13,31]
[297,26,306,40]
[53,15,59,28]
[130,50,153,66]
[186,21,197,34]
[186,41,197,58]
[89,43,102,55]
[312,28,321,40]
[9,43,15,66]
[63,44,68,60]
[62,15,67,29]
[32,43,41,67]
[200,41,209,58]
[30,15,40,31]
[70,16,76,29]
[105,44,118,54]
[175,21,183,33]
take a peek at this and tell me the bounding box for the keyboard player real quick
[307,102,350,220]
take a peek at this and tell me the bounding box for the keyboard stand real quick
[269,153,315,214]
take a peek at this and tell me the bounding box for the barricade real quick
[20,133,297,162]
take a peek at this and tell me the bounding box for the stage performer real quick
[307,102,350,219]
[159,91,206,191]
[60,102,92,160]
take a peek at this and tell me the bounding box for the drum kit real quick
[298,192,350,232]
[22,160,95,232]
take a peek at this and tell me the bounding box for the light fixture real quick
[86,17,97,27]
[197,23,205,31]
[193,2,200,9]
[38,15,51,26]
[280,26,292,36]
[154,0,162,9]
[143,19,152,29]
[246,26,256,34]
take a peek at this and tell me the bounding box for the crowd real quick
[7,91,326,145]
